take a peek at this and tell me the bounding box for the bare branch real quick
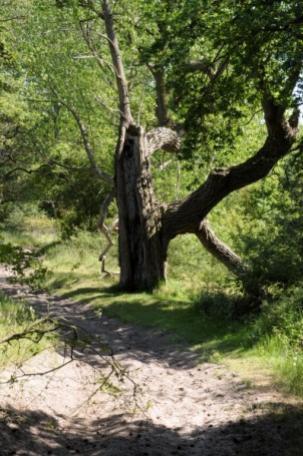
[163,98,299,239]
[95,95,121,120]
[97,190,119,276]
[4,167,36,179]
[101,0,133,125]
[0,314,126,391]
[59,100,113,185]
[97,189,115,228]
[158,159,173,171]
[146,127,181,155]
[197,220,246,275]
[79,0,104,18]
[0,317,56,345]
[185,59,215,78]
[79,20,114,80]
[184,51,229,84]
[147,65,170,126]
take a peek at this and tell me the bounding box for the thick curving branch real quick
[145,59,249,278]
[197,220,246,275]
[146,127,181,155]
[163,97,299,240]
[185,55,229,83]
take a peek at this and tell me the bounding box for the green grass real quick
[1,212,58,249]
[257,335,303,396]
[2,212,303,397]
[0,292,54,369]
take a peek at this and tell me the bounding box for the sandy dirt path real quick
[0,266,302,456]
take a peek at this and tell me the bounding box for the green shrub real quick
[254,285,303,348]
[0,239,48,291]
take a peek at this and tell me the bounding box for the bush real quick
[0,239,47,291]
[253,285,303,348]
[235,152,303,293]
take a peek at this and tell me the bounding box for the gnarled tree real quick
[97,0,302,291]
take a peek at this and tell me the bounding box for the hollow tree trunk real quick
[116,124,167,290]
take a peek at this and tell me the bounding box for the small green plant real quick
[0,292,51,368]
[0,238,48,291]
[98,375,122,396]
[253,286,303,347]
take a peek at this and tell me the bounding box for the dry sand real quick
[0,266,302,456]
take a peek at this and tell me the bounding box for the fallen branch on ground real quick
[0,311,141,410]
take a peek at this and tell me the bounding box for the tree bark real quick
[102,0,133,125]
[148,66,170,127]
[101,0,176,290]
[196,220,246,275]
[116,125,167,290]
[162,100,299,240]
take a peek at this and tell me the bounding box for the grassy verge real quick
[0,292,55,369]
[2,213,303,396]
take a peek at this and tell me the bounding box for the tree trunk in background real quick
[116,124,167,290]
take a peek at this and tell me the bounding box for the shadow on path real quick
[1,402,303,456]
[0,273,202,370]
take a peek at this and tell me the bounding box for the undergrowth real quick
[0,292,53,370]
